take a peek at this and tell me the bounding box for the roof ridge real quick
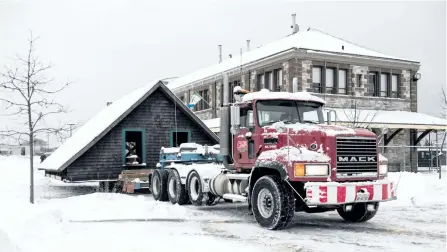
[308,27,384,54]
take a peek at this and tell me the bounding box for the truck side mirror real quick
[230,105,241,135]
[230,105,240,127]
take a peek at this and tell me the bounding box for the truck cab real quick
[230,88,388,182]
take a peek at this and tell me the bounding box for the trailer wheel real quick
[337,202,379,222]
[251,175,295,230]
[152,169,168,202]
[187,170,205,206]
[167,169,189,205]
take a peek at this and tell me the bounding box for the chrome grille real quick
[336,137,378,176]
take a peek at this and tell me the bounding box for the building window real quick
[325,68,335,93]
[180,96,185,104]
[312,67,322,93]
[228,80,240,103]
[391,74,398,98]
[197,89,209,111]
[368,72,379,97]
[338,69,347,94]
[275,69,283,91]
[256,73,265,91]
[122,129,146,165]
[170,130,191,147]
[380,73,388,97]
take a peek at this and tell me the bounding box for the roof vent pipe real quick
[246,39,250,51]
[218,45,222,63]
[291,13,299,34]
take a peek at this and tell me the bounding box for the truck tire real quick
[337,202,379,222]
[251,175,295,230]
[152,169,168,202]
[187,170,206,206]
[167,169,189,205]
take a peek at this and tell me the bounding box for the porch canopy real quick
[202,108,447,132]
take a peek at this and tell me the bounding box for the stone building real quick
[166,25,446,171]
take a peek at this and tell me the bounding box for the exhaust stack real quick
[219,72,235,170]
[218,45,222,63]
[246,39,250,51]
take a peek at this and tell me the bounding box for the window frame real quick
[325,67,335,94]
[121,128,146,166]
[169,129,191,147]
[380,73,388,97]
[338,69,347,94]
[312,67,322,93]
[391,74,399,98]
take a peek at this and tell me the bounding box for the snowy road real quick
[0,156,445,252]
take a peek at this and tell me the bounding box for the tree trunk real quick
[28,103,34,204]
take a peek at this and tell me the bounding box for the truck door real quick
[233,106,256,169]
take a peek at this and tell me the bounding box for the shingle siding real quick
[64,90,217,182]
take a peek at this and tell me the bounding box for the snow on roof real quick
[241,89,326,104]
[37,80,162,172]
[167,29,417,91]
[324,108,447,130]
[202,108,447,131]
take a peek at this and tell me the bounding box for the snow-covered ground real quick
[0,155,445,252]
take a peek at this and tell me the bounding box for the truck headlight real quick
[379,164,388,174]
[305,164,329,176]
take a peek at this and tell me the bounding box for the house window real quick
[368,72,379,97]
[338,69,347,94]
[391,74,398,98]
[170,130,191,147]
[380,73,388,97]
[122,129,146,165]
[312,67,322,93]
[325,68,335,94]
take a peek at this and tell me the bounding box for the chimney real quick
[218,45,222,63]
[246,39,250,51]
[291,13,299,34]
[106,101,113,106]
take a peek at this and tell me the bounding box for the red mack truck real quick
[151,72,395,230]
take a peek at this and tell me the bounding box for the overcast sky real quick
[0,0,445,145]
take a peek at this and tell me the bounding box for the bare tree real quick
[342,99,377,129]
[0,33,79,204]
[441,88,446,118]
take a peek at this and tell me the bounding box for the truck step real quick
[225,173,250,181]
[222,194,247,202]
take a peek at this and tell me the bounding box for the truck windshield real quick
[256,100,324,127]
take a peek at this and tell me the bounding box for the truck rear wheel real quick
[167,169,189,205]
[187,170,206,206]
[337,202,379,222]
[152,169,168,202]
[251,175,295,230]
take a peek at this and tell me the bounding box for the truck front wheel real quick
[337,202,379,222]
[251,175,295,230]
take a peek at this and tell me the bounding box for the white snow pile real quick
[0,155,446,252]
[257,145,331,164]
[264,121,358,137]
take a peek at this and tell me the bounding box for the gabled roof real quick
[38,81,219,172]
[167,28,419,91]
